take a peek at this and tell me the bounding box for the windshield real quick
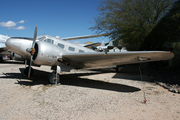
[37,36,46,41]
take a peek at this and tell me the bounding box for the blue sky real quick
[0,0,109,43]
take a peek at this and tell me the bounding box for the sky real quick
[0,0,109,43]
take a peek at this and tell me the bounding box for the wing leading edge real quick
[62,51,174,69]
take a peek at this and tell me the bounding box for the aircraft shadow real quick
[0,68,140,93]
[0,60,24,65]
[112,65,151,82]
[60,74,140,92]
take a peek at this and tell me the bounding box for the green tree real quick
[144,0,180,50]
[91,0,175,50]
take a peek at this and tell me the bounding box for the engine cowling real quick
[33,41,65,66]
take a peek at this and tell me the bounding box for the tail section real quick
[101,41,105,46]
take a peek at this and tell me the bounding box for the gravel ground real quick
[0,60,180,120]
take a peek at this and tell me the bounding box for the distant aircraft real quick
[91,40,114,52]
[0,34,10,62]
[5,27,174,84]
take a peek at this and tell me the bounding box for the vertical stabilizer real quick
[108,40,113,46]
[101,41,105,46]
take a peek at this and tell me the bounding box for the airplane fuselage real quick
[6,35,95,59]
[5,35,96,70]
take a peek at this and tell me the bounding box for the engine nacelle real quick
[33,41,65,66]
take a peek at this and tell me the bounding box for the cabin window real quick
[79,50,84,53]
[58,43,64,49]
[69,46,75,51]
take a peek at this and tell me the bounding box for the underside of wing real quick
[62,51,174,69]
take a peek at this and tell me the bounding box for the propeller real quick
[26,26,37,77]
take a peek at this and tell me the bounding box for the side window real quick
[58,43,64,49]
[69,46,75,51]
[79,50,84,53]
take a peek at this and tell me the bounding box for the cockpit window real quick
[46,39,51,43]
[38,36,46,41]
[44,39,54,44]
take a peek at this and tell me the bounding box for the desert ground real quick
[0,60,180,120]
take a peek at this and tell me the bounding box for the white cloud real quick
[13,26,25,30]
[0,21,16,28]
[0,20,26,30]
[18,20,25,23]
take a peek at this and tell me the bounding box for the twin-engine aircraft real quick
[5,27,174,84]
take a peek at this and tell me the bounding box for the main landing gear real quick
[49,66,61,84]
[48,72,60,84]
[24,65,61,84]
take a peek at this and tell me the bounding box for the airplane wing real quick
[62,51,174,69]
[61,34,107,41]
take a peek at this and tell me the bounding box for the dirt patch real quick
[0,62,180,119]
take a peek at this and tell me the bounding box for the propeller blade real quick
[28,55,33,78]
[28,26,37,78]
[32,26,37,48]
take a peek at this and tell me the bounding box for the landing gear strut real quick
[48,72,60,84]
[49,66,60,84]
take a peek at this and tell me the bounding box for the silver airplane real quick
[5,27,174,84]
[91,40,114,52]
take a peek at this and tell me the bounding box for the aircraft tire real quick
[48,72,60,84]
